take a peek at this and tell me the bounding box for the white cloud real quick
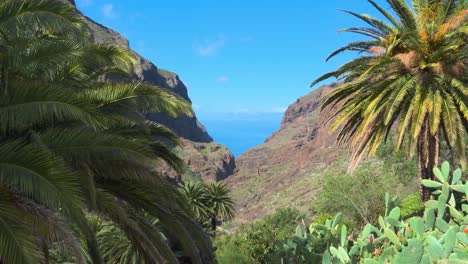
[217,76,229,83]
[102,4,117,18]
[194,35,226,56]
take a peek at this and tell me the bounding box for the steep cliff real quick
[225,83,348,224]
[70,1,235,181]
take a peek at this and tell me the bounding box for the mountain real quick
[224,83,349,225]
[69,1,235,181]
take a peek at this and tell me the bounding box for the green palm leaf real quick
[81,81,193,117]
[0,80,101,134]
[0,189,41,264]
[0,140,83,210]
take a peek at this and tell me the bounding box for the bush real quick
[311,212,333,226]
[215,208,303,263]
[375,138,418,187]
[400,192,424,219]
[214,236,252,264]
[312,162,400,227]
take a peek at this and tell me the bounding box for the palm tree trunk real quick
[211,216,217,232]
[417,117,439,202]
[42,243,50,264]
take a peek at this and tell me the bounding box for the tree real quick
[0,0,214,263]
[312,0,467,201]
[178,181,235,233]
[205,183,235,232]
[179,181,210,220]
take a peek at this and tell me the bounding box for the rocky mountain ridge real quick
[69,1,235,181]
[225,83,348,224]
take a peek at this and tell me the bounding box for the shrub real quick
[400,192,424,219]
[214,236,252,264]
[312,162,400,227]
[215,208,303,263]
[311,212,333,226]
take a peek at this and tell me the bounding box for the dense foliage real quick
[215,208,303,263]
[0,0,213,263]
[312,0,468,201]
[276,162,468,263]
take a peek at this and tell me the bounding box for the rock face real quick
[70,1,235,181]
[179,139,236,182]
[224,83,347,225]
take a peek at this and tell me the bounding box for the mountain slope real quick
[69,1,235,181]
[225,83,349,224]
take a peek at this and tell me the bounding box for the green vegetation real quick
[215,208,304,263]
[312,142,419,228]
[215,162,466,263]
[0,0,212,263]
[400,192,424,219]
[275,162,468,263]
[50,216,156,264]
[179,182,235,232]
[312,0,468,201]
[312,162,401,227]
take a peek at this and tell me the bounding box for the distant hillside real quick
[68,0,235,181]
[225,83,350,224]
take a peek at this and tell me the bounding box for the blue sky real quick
[75,0,384,155]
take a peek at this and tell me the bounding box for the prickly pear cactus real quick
[275,162,468,264]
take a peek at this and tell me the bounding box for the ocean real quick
[198,112,284,157]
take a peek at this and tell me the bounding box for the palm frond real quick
[81,81,193,117]
[0,80,101,134]
[339,9,394,35]
[98,179,215,263]
[205,182,236,221]
[0,0,83,38]
[16,196,87,264]
[387,0,418,30]
[179,182,210,219]
[0,140,83,210]
[326,40,381,61]
[0,187,41,264]
[368,0,401,27]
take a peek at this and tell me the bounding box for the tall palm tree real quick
[312,0,467,201]
[204,183,235,232]
[0,0,214,263]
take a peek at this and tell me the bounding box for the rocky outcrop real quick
[225,83,347,225]
[70,1,233,180]
[180,139,236,182]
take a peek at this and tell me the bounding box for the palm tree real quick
[312,0,467,201]
[0,0,214,263]
[179,181,210,220]
[204,183,235,232]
